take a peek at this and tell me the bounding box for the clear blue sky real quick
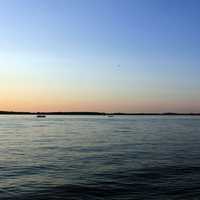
[0,0,200,112]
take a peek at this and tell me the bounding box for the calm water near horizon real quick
[0,115,200,199]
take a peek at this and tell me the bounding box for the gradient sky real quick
[0,0,200,112]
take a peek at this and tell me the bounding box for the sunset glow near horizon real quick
[0,0,200,113]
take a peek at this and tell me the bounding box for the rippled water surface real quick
[0,115,200,199]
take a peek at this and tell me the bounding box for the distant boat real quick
[107,115,114,117]
[36,115,46,118]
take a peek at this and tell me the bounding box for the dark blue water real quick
[0,115,200,200]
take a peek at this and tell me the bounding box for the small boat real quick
[36,115,46,118]
[107,115,114,117]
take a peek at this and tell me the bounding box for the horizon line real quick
[0,111,200,116]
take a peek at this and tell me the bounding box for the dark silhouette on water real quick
[36,115,46,118]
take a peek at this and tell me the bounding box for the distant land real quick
[0,111,200,116]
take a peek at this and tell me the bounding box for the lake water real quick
[0,115,200,200]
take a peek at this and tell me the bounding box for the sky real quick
[0,0,200,113]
